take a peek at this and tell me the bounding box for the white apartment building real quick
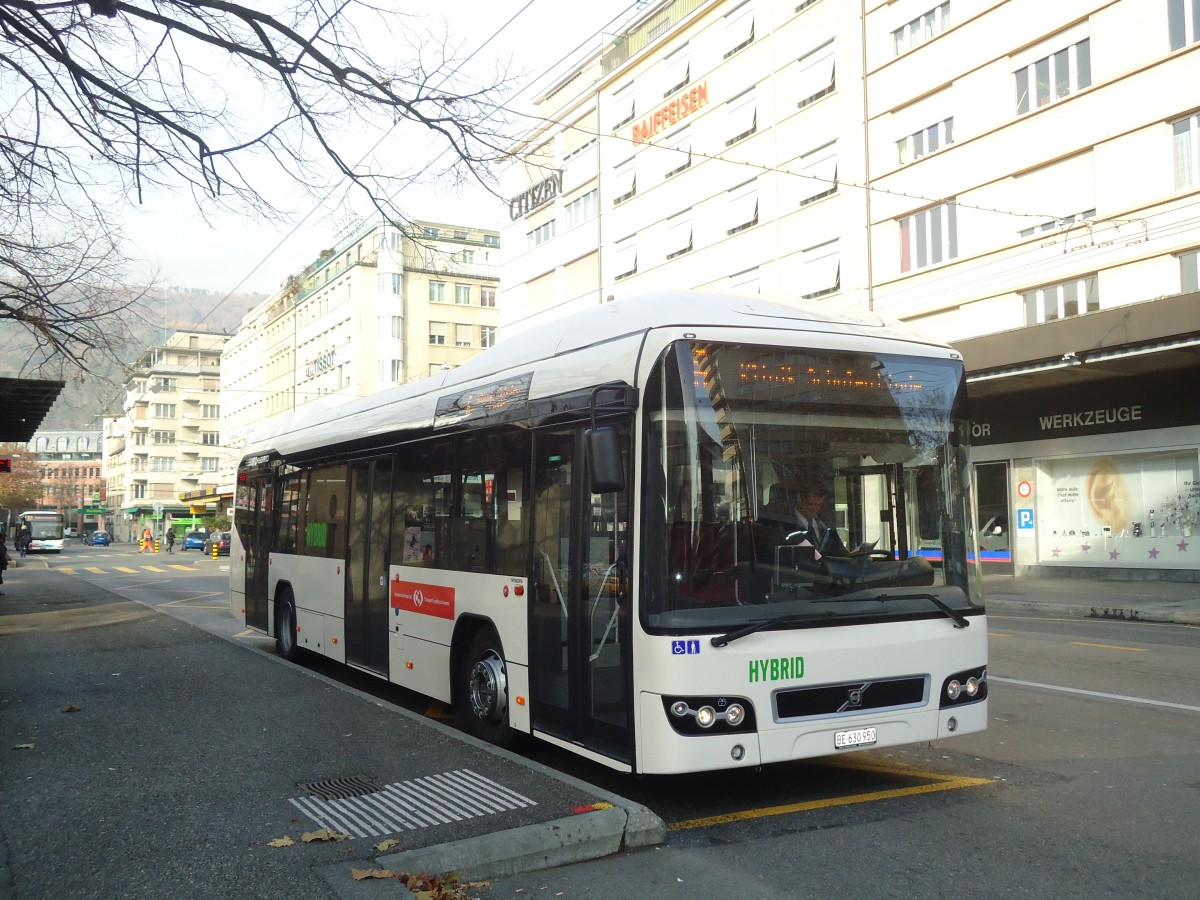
[499,0,1200,580]
[223,218,501,451]
[104,331,231,541]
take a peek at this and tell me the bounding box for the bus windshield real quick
[641,341,980,633]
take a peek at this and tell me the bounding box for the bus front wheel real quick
[456,628,515,747]
[276,593,301,662]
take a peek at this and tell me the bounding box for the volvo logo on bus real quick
[845,684,870,709]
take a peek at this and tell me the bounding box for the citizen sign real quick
[509,171,562,221]
[305,348,337,380]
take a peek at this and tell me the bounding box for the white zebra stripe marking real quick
[288,768,537,839]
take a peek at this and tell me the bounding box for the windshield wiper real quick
[873,593,971,629]
[710,612,833,648]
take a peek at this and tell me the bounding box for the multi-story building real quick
[499,0,1200,581]
[104,331,231,541]
[26,431,104,533]
[222,218,501,448]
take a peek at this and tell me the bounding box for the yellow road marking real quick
[58,567,77,574]
[233,629,256,638]
[142,565,166,572]
[1069,641,1146,653]
[668,759,992,832]
[988,632,1011,637]
[114,567,138,573]
[168,565,193,571]
[85,567,106,574]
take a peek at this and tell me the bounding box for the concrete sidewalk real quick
[982,573,1200,625]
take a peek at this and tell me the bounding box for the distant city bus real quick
[19,511,66,553]
[230,293,988,775]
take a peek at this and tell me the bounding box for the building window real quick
[663,126,692,178]
[481,288,496,307]
[202,458,220,472]
[565,189,598,228]
[461,249,474,264]
[429,322,446,345]
[724,2,754,58]
[386,315,403,339]
[663,44,690,95]
[1019,208,1095,238]
[611,157,636,205]
[898,117,954,165]
[455,284,472,305]
[152,403,177,418]
[152,430,176,445]
[202,431,220,446]
[1179,249,1199,292]
[1173,112,1200,191]
[1015,39,1091,115]
[611,81,635,131]
[379,272,402,294]
[150,457,174,472]
[665,209,693,260]
[795,39,835,108]
[201,404,219,418]
[481,325,497,348]
[527,220,556,248]
[727,267,760,294]
[378,359,403,382]
[484,234,499,247]
[1023,275,1099,324]
[798,141,837,206]
[423,227,439,238]
[800,240,840,298]
[133,432,146,446]
[455,324,473,347]
[894,2,950,55]
[613,235,638,281]
[727,179,759,235]
[899,201,957,272]
[1169,0,1200,50]
[153,377,177,391]
[725,88,757,146]
[429,281,446,303]
[133,484,146,499]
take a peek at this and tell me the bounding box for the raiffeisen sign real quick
[631,81,709,144]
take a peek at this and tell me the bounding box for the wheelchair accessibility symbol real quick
[672,640,701,655]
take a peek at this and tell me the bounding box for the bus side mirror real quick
[585,426,624,494]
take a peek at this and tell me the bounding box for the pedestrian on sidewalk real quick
[166,530,175,553]
[0,531,9,595]
[140,525,152,554]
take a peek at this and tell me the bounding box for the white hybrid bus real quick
[19,511,66,553]
[231,294,987,774]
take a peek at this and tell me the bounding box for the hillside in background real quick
[38,286,266,432]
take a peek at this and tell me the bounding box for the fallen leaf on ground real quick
[302,828,349,843]
[62,704,81,713]
[352,868,400,880]
[268,836,294,848]
[374,838,399,851]
[13,743,35,750]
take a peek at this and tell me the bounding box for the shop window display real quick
[1036,450,1199,568]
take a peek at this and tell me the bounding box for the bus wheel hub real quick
[468,651,507,724]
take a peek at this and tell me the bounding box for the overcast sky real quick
[120,0,636,301]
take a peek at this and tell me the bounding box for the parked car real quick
[89,530,112,546]
[203,531,231,557]
[182,530,206,551]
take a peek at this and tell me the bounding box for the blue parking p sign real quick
[1016,508,1034,530]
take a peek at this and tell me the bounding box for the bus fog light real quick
[731,744,745,761]
[947,716,958,732]
[670,700,690,718]
[965,676,979,697]
[946,679,961,701]
[696,706,717,728]
[725,703,746,727]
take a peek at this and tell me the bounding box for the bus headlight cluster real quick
[940,666,987,708]
[663,696,756,736]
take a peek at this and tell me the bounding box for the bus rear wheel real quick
[456,628,515,747]
[276,593,301,662]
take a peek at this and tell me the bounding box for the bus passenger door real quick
[244,475,271,632]
[346,457,392,674]
[530,425,632,765]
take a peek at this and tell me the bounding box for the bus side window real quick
[277,474,301,552]
[390,440,451,568]
[305,463,347,560]
[450,429,528,576]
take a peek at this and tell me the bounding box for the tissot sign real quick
[303,347,339,380]
[508,171,562,221]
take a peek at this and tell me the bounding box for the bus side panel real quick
[271,554,350,663]
[229,526,246,625]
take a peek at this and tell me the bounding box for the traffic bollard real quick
[212,543,218,560]
[155,539,160,553]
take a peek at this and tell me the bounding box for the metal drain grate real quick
[288,768,537,839]
[298,775,384,801]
